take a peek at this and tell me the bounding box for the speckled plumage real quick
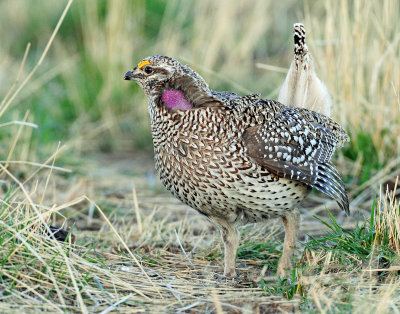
[124,55,349,277]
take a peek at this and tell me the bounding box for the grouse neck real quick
[160,73,223,109]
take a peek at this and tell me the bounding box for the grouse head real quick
[124,55,223,110]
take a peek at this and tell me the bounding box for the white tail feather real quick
[278,23,332,117]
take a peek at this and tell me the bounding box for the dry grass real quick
[1,154,399,312]
[1,0,400,312]
[304,0,400,167]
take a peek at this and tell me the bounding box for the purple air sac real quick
[162,89,192,110]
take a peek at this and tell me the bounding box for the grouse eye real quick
[143,66,153,74]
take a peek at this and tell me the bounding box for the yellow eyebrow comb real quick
[138,60,151,69]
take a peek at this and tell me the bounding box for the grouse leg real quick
[277,208,300,276]
[213,217,240,278]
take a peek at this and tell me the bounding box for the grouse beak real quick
[124,68,143,81]
[124,70,136,81]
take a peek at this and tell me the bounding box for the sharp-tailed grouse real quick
[124,55,349,277]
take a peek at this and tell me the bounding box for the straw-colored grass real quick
[1,0,400,312]
[1,154,399,312]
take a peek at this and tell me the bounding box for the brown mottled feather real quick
[124,54,350,277]
[242,104,349,213]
